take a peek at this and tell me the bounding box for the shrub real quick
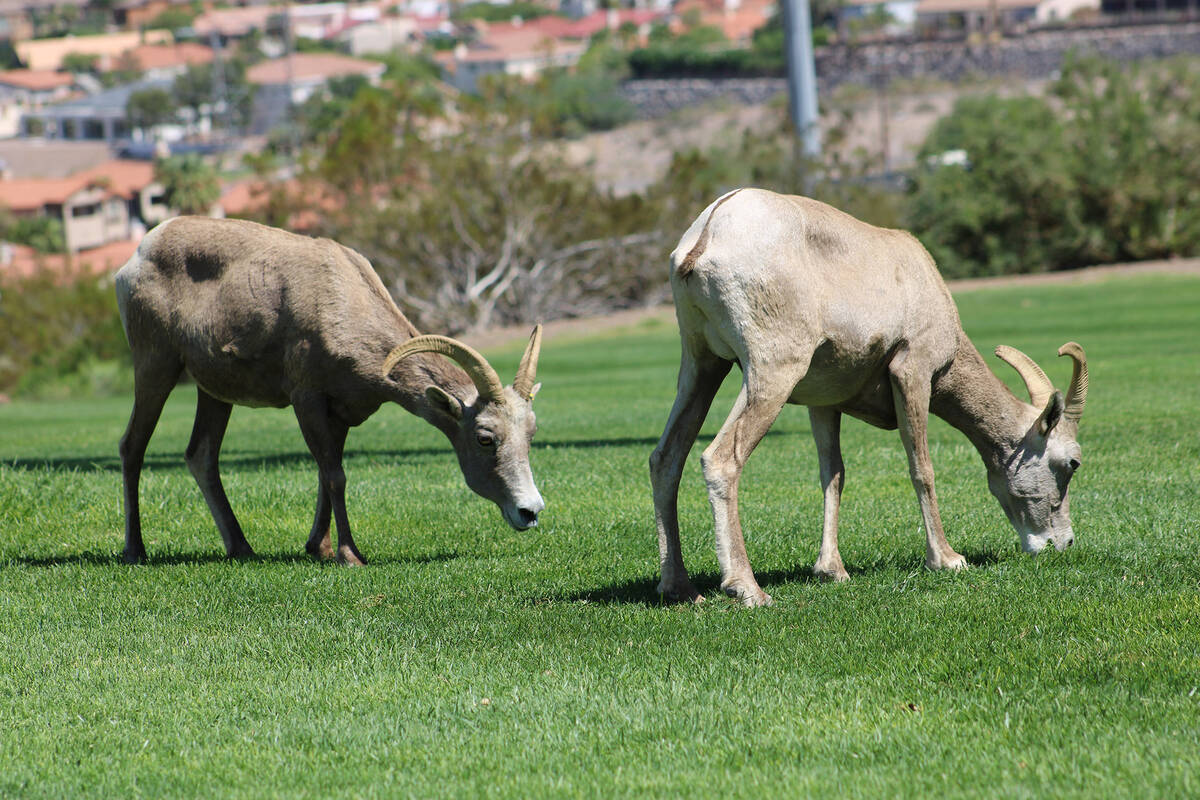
[0,268,128,396]
[907,55,1200,277]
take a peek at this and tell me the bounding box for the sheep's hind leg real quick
[700,370,795,607]
[293,393,365,565]
[809,406,849,582]
[119,358,182,564]
[185,388,254,559]
[649,348,731,603]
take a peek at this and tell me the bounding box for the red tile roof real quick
[246,53,386,85]
[0,159,157,212]
[1,238,139,280]
[125,43,215,71]
[77,160,157,198]
[0,69,75,91]
[456,27,588,63]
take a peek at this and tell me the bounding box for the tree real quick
[126,88,176,136]
[173,60,255,134]
[295,89,667,332]
[146,7,197,31]
[61,52,100,74]
[907,56,1200,276]
[0,213,66,253]
[155,155,220,215]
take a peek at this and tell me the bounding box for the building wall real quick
[63,189,129,252]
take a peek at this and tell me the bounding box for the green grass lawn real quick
[1,274,1198,798]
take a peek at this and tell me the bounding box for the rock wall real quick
[620,22,1200,117]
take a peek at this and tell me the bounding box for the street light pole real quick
[780,0,821,159]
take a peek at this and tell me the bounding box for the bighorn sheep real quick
[115,216,544,565]
[650,189,1088,606]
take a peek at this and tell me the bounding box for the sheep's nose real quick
[1066,535,1074,547]
[517,507,539,528]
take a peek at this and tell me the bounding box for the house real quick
[192,5,278,39]
[671,0,777,45]
[336,16,421,56]
[112,0,195,30]
[838,0,920,34]
[440,23,588,92]
[0,0,92,42]
[246,53,386,133]
[20,78,199,145]
[0,70,78,137]
[193,2,384,42]
[913,0,1088,30]
[15,30,173,72]
[1036,0,1098,21]
[0,159,168,252]
[123,43,215,80]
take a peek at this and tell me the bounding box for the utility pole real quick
[209,30,228,146]
[780,0,820,160]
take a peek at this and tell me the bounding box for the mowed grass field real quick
[1,274,1198,798]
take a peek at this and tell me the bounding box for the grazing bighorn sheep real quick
[650,189,1088,606]
[115,216,544,565]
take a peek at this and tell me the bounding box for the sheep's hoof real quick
[227,544,256,560]
[337,546,367,566]
[722,580,773,608]
[123,547,147,565]
[306,538,335,561]
[657,579,704,605]
[927,551,968,571]
[813,561,850,582]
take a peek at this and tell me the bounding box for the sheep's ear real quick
[1036,391,1065,437]
[528,382,541,402]
[426,386,462,420]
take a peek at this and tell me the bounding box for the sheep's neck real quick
[384,352,479,437]
[930,332,1028,472]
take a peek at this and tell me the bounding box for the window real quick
[71,203,101,218]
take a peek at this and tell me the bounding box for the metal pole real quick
[780,0,820,159]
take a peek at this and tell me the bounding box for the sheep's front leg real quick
[649,351,731,603]
[809,406,849,582]
[888,355,966,571]
[293,393,365,566]
[700,375,791,607]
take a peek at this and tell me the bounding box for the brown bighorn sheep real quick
[115,216,544,565]
[650,189,1088,606]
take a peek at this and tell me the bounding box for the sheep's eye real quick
[476,433,495,447]
[1069,458,1081,472]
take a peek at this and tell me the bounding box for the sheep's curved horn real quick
[1057,341,1088,422]
[994,345,1054,408]
[383,335,505,403]
[512,324,542,401]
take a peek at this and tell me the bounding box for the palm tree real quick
[155,155,221,216]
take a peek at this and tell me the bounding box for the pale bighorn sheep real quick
[650,189,1088,606]
[115,216,544,565]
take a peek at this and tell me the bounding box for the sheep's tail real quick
[676,188,743,279]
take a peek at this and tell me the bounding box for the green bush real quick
[453,1,551,21]
[0,268,129,396]
[908,55,1200,277]
[1,216,66,253]
[627,21,789,78]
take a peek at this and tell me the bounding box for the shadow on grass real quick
[556,549,1009,606]
[4,430,797,474]
[2,549,460,569]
